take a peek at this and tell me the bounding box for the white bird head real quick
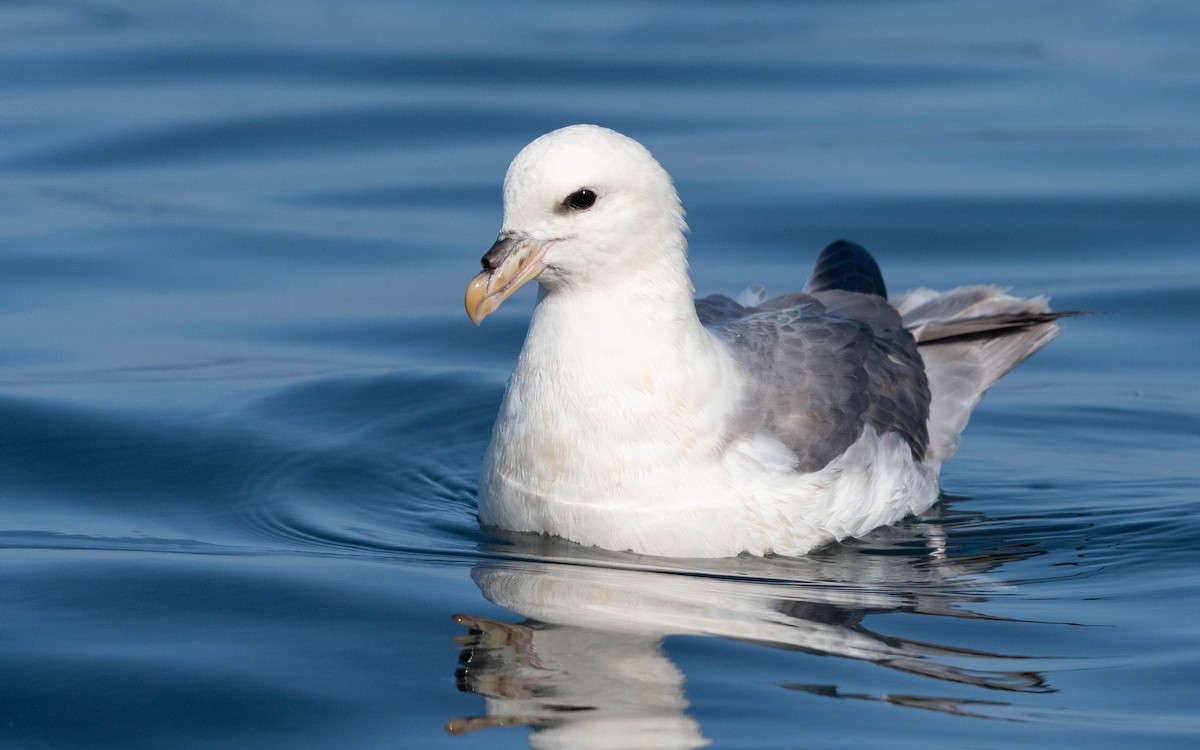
[465,124,687,324]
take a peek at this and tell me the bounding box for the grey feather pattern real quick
[892,285,1077,466]
[694,251,1074,477]
[698,289,930,473]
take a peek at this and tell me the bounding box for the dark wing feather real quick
[804,240,888,299]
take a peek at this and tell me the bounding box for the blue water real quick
[2,1,1198,748]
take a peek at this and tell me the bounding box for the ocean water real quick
[1,1,1198,748]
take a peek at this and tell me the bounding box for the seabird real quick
[465,124,1068,558]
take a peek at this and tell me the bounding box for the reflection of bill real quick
[448,523,1051,748]
[449,613,705,750]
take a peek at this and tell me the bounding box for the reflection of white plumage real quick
[449,534,1051,747]
[466,124,1068,558]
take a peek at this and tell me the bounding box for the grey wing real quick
[706,292,930,473]
[810,289,931,462]
[695,294,749,326]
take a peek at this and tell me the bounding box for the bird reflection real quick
[448,507,1054,748]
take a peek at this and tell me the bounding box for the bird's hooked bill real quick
[465,232,550,324]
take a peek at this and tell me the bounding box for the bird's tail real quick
[891,286,1074,469]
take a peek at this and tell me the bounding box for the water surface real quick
[1,1,1198,748]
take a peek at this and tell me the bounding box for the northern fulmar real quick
[465,124,1069,558]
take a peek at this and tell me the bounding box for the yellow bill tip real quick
[465,270,497,325]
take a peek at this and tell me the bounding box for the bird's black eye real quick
[564,189,597,211]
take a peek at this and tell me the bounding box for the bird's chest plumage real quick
[498,335,717,487]
[478,296,741,528]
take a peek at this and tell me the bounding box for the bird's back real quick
[698,241,931,474]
